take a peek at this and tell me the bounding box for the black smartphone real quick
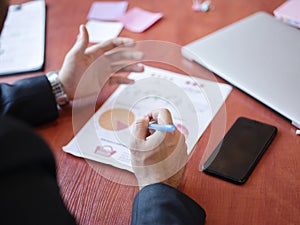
[202,117,277,184]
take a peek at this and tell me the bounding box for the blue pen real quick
[148,123,176,132]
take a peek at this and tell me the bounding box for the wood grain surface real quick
[2,0,299,224]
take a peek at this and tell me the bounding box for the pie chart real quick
[98,108,135,131]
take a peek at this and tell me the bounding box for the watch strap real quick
[46,71,69,107]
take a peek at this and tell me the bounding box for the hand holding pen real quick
[147,109,177,133]
[129,108,188,189]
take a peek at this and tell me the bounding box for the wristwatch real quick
[46,71,69,107]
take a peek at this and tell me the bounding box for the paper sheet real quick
[63,66,232,172]
[0,1,46,76]
[86,20,124,43]
[87,1,128,21]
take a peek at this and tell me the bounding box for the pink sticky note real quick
[118,7,163,33]
[87,1,128,21]
[273,0,300,28]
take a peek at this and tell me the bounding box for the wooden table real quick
[3,0,299,224]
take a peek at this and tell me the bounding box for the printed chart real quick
[98,108,135,131]
[63,66,232,172]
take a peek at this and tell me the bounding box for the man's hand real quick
[130,109,188,189]
[58,25,144,100]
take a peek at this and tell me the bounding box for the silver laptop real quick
[182,12,300,128]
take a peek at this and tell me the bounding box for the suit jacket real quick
[131,183,206,225]
[0,76,206,225]
[0,75,58,126]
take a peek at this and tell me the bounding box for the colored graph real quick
[98,108,135,131]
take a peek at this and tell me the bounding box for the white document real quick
[63,66,232,172]
[85,20,124,43]
[0,1,46,76]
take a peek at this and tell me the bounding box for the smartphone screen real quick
[202,117,277,184]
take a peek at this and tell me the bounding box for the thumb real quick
[70,24,89,54]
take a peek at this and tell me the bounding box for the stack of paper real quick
[85,1,163,43]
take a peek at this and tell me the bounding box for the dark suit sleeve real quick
[0,116,77,225]
[131,183,206,225]
[0,75,59,126]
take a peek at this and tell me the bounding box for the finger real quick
[111,63,144,73]
[105,50,144,62]
[69,25,89,55]
[132,116,150,140]
[111,37,136,47]
[150,108,174,125]
[108,76,135,85]
[85,37,135,58]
